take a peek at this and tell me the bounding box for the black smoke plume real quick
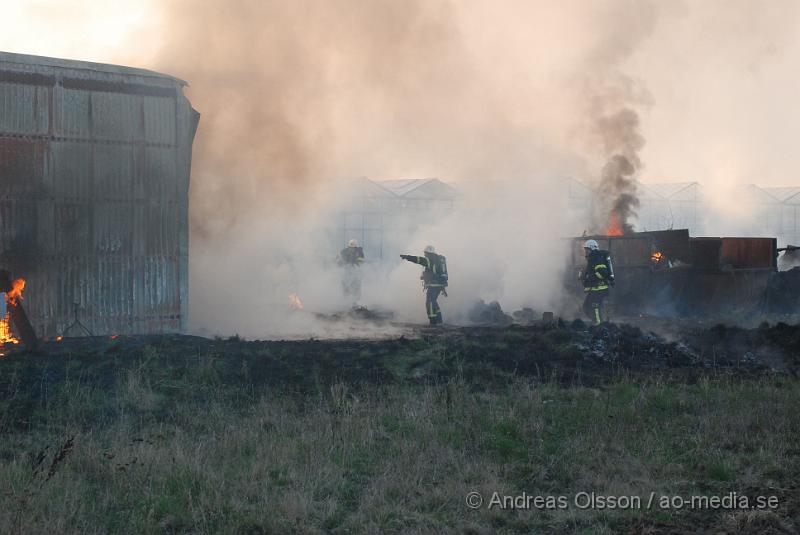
[593,107,645,234]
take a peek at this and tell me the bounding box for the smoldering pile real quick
[467,300,556,327]
[468,300,513,326]
[573,321,797,373]
[315,306,395,324]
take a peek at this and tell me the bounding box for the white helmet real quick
[348,239,358,248]
[583,239,599,251]
[424,245,436,254]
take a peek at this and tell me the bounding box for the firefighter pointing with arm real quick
[401,245,447,325]
[581,239,614,325]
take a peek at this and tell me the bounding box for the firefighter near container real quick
[581,239,614,325]
[401,245,448,325]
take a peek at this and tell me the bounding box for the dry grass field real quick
[0,325,798,534]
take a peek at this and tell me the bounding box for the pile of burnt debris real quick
[568,321,792,372]
[315,306,395,323]
[446,319,799,379]
[2,317,794,393]
[467,300,547,326]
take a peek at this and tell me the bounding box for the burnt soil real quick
[1,320,798,405]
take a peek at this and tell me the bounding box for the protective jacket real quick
[338,246,365,266]
[583,250,614,292]
[402,252,448,288]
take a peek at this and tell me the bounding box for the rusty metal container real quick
[569,230,779,317]
[720,237,777,270]
[0,51,199,336]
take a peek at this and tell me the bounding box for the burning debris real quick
[0,278,25,346]
[598,152,641,236]
[288,293,304,311]
[0,271,37,351]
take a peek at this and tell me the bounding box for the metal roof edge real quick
[743,183,781,202]
[362,178,397,196]
[0,50,187,87]
[374,178,437,197]
[664,181,700,198]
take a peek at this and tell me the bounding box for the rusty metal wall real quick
[0,52,198,337]
[569,230,692,269]
[720,237,777,270]
[567,230,778,316]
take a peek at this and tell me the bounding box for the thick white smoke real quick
[5,1,800,335]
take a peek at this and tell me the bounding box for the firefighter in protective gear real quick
[401,245,448,325]
[581,239,614,325]
[337,239,365,302]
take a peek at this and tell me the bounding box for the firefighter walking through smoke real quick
[337,239,365,304]
[401,245,448,325]
[581,239,614,325]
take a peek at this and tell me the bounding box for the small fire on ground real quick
[288,293,304,310]
[0,278,25,348]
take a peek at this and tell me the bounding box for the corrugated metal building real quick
[0,51,198,336]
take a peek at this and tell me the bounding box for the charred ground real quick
[2,320,798,397]
[0,321,799,534]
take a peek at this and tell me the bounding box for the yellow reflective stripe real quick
[595,264,607,269]
[584,285,609,291]
[427,283,444,287]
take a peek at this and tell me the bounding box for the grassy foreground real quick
[0,335,798,534]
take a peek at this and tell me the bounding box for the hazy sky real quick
[3,0,799,189]
[0,1,157,62]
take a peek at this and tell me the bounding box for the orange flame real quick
[0,320,17,345]
[0,278,25,345]
[55,336,64,342]
[288,293,304,310]
[606,212,624,237]
[651,251,664,263]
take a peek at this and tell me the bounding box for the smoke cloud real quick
[139,0,664,336]
[577,2,657,235]
[591,107,645,235]
[7,0,800,335]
